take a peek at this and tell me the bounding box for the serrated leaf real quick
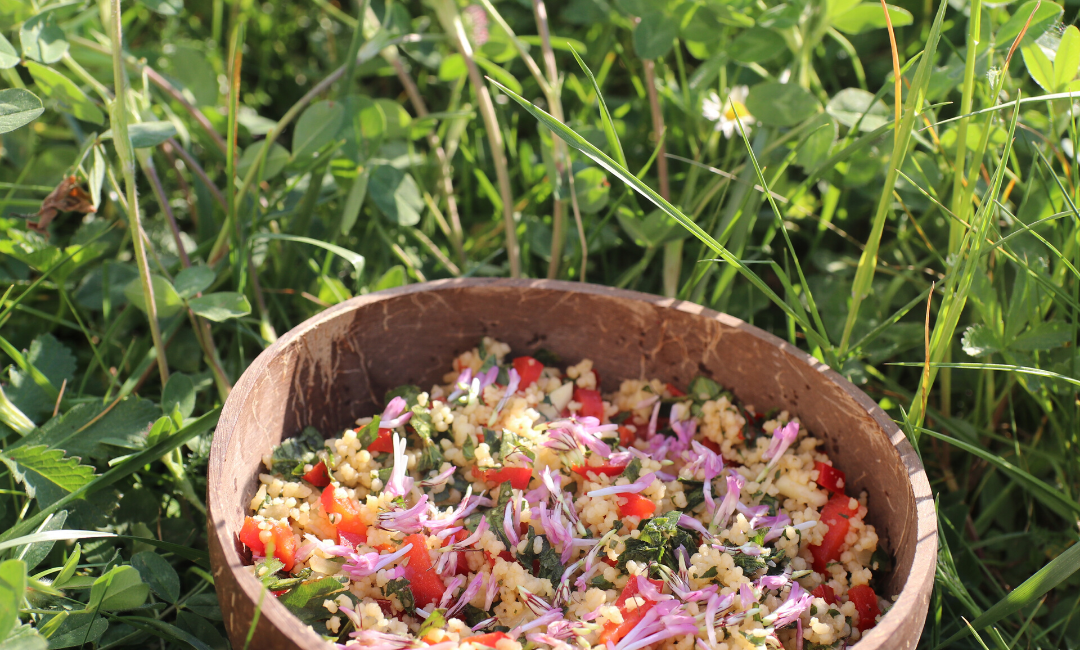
[123,275,184,318]
[86,565,149,611]
[188,292,251,322]
[131,552,180,603]
[961,324,1002,357]
[0,89,44,134]
[292,100,345,158]
[14,397,158,461]
[24,61,104,125]
[0,446,96,507]
[19,12,68,63]
[173,266,215,299]
[1011,322,1073,351]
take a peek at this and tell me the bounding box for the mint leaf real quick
[270,426,324,476]
[515,530,564,585]
[277,577,348,625]
[385,577,414,611]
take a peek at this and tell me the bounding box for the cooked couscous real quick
[241,338,889,650]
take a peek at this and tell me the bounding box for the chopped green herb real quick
[277,577,349,625]
[418,609,448,638]
[270,426,324,476]
[385,577,415,611]
[516,530,565,585]
[698,566,718,579]
[617,510,696,575]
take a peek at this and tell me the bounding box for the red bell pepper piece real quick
[512,356,544,387]
[701,438,722,454]
[848,585,881,632]
[665,383,685,397]
[467,632,511,648]
[814,461,846,494]
[573,387,605,420]
[617,492,656,519]
[301,461,331,487]
[339,529,368,547]
[402,534,446,608]
[474,466,533,490]
[321,485,368,540]
[618,425,635,447]
[811,584,838,605]
[367,428,395,453]
[597,577,666,644]
[239,516,298,571]
[571,463,627,479]
[809,493,861,572]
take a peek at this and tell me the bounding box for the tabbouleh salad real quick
[241,338,890,650]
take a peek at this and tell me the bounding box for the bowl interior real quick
[209,279,934,650]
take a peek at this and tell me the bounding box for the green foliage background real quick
[1,0,1080,648]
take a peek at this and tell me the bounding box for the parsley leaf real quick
[385,577,415,612]
[679,479,706,511]
[623,458,642,482]
[617,510,697,575]
[516,530,564,585]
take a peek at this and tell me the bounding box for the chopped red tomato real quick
[848,585,881,632]
[302,461,331,487]
[484,549,517,567]
[814,461,846,494]
[700,438,722,454]
[270,589,288,597]
[367,428,395,453]
[812,584,838,605]
[320,485,368,539]
[617,492,656,519]
[571,463,627,478]
[339,529,368,547]
[444,529,471,576]
[402,534,446,607]
[474,466,533,490]
[239,516,298,572]
[467,632,511,648]
[809,493,861,572]
[512,356,544,387]
[618,425,635,447]
[597,577,666,644]
[573,388,605,420]
[665,383,685,397]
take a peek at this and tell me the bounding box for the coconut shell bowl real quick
[207,278,936,650]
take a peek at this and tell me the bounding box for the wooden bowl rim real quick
[208,278,937,649]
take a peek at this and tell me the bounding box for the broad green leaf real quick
[617,208,686,248]
[188,292,252,322]
[729,27,787,63]
[996,0,1062,50]
[131,551,180,603]
[14,397,158,461]
[119,616,213,650]
[832,3,913,35]
[123,275,184,318]
[237,142,289,181]
[54,543,81,588]
[19,12,68,63]
[633,12,679,59]
[1022,43,1054,92]
[0,560,27,642]
[374,99,412,140]
[162,372,196,420]
[0,89,44,134]
[12,510,67,572]
[961,324,1001,357]
[119,121,178,148]
[0,446,96,507]
[795,113,837,169]
[0,233,106,285]
[369,165,424,226]
[0,33,18,69]
[826,87,890,131]
[3,623,46,650]
[293,100,345,158]
[86,565,149,611]
[340,167,370,235]
[89,144,106,208]
[1054,25,1080,90]
[438,53,467,81]
[4,333,75,421]
[1011,321,1072,351]
[373,265,407,291]
[573,166,610,214]
[745,82,819,127]
[173,265,215,299]
[39,612,108,648]
[141,0,184,15]
[24,61,104,124]
[277,577,348,625]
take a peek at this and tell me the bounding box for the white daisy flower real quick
[702,85,753,139]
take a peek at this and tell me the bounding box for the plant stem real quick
[433,0,520,277]
[105,0,169,386]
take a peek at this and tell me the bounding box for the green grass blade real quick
[487,78,831,351]
[838,0,949,356]
[569,46,626,169]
